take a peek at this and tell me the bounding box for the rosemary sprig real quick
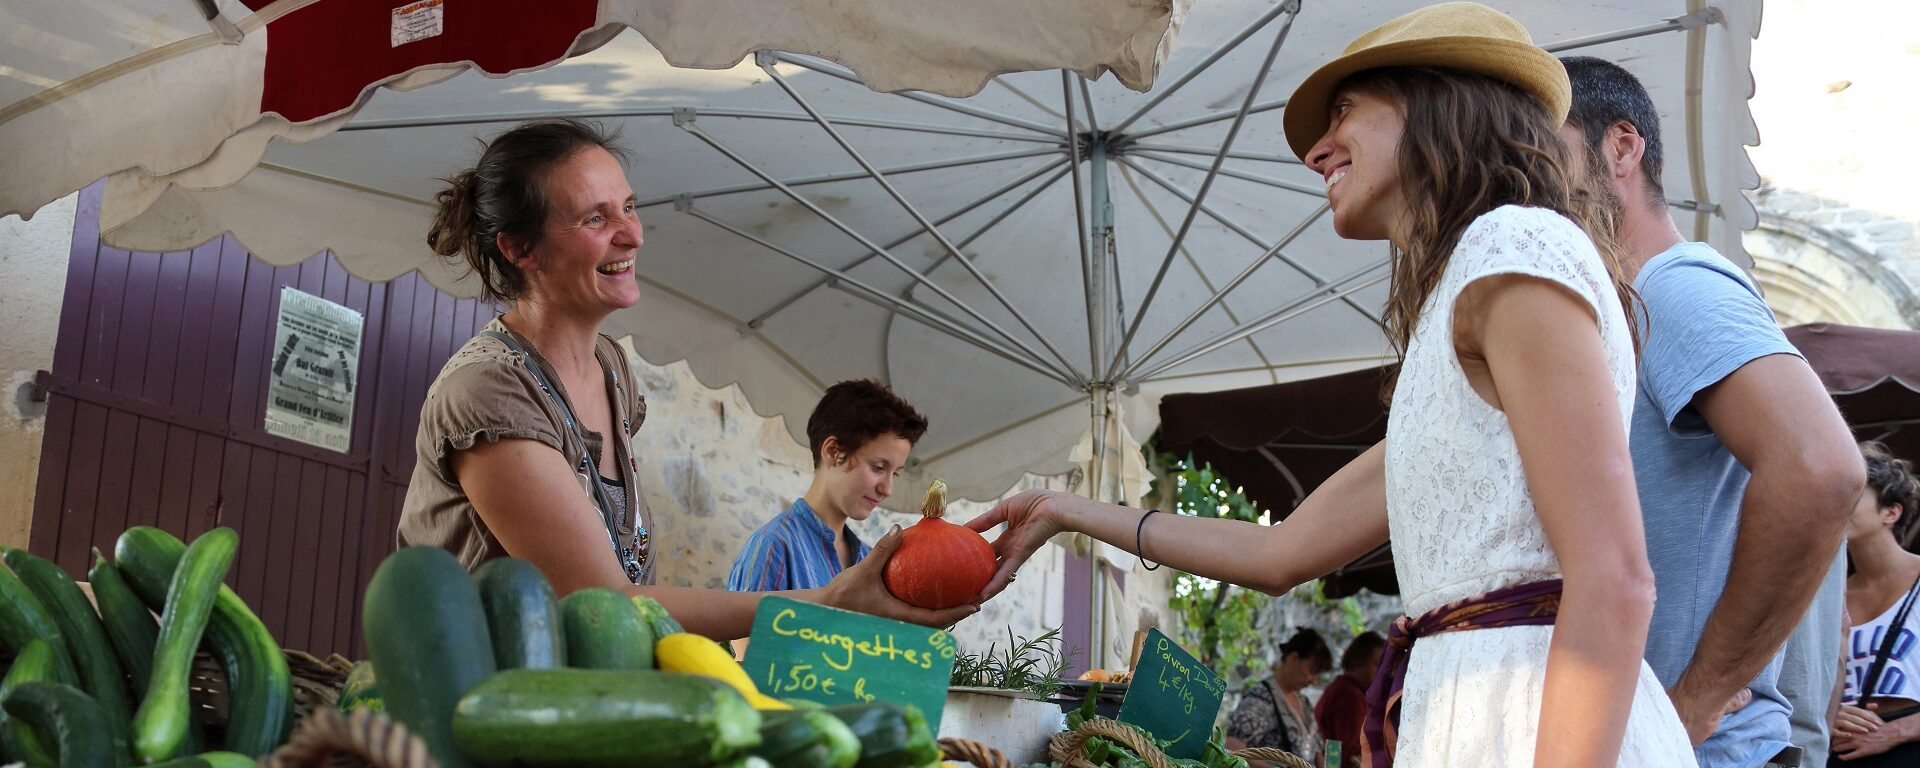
[949,627,1075,698]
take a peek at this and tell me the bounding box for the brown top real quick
[398,316,654,583]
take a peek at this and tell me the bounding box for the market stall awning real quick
[1785,322,1920,463]
[1,1,1763,505]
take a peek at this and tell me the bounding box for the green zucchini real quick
[560,588,654,670]
[114,526,292,756]
[0,640,68,767]
[0,680,125,768]
[473,558,565,670]
[753,708,858,768]
[0,560,68,668]
[451,667,762,766]
[751,708,829,767]
[132,527,236,763]
[87,550,158,697]
[807,708,862,768]
[362,547,495,768]
[3,548,133,751]
[632,594,687,637]
[825,703,940,768]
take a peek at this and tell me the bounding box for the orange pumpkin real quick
[883,479,997,610]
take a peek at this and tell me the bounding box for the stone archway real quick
[1745,211,1920,330]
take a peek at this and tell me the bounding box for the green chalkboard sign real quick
[1117,628,1228,760]
[742,596,957,731]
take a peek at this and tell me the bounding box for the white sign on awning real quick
[264,287,364,453]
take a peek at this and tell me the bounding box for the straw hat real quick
[1282,2,1571,160]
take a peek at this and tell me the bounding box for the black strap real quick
[1861,572,1920,702]
[480,330,630,568]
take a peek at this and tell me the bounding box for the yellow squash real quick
[655,633,792,711]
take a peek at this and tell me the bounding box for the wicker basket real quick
[1049,718,1314,768]
[260,711,1017,768]
[188,649,356,730]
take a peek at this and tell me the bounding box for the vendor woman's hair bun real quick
[426,118,629,302]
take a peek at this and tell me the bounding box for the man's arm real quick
[1669,353,1865,742]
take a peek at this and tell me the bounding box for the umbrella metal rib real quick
[679,202,1074,384]
[743,157,1070,329]
[1115,157,1384,358]
[1064,72,1102,376]
[1108,7,1301,381]
[1540,7,1724,53]
[1116,201,1332,383]
[1107,0,1301,135]
[1126,141,1304,165]
[1131,150,1326,198]
[676,115,1077,384]
[764,163,1082,353]
[759,57,1084,380]
[1134,261,1390,384]
[340,107,1058,144]
[634,147,1060,209]
[770,53,1066,137]
[1125,98,1288,142]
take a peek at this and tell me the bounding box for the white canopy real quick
[0,0,1762,502]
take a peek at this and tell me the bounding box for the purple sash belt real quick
[1361,579,1562,768]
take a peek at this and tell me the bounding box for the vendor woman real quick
[397,118,976,639]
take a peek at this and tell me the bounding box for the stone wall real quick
[1748,185,1920,329]
[0,195,76,549]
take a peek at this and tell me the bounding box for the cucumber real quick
[336,660,383,713]
[3,548,133,751]
[473,558,565,670]
[133,527,236,763]
[87,551,158,697]
[825,703,941,768]
[560,588,654,671]
[0,560,68,667]
[632,594,687,637]
[114,526,292,756]
[451,667,762,766]
[0,681,125,768]
[0,640,68,767]
[363,547,495,768]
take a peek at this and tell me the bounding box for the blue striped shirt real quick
[726,498,870,592]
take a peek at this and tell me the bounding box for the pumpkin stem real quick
[920,478,948,519]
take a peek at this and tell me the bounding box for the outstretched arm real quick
[966,441,1388,600]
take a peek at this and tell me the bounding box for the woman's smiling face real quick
[1304,87,1409,244]
[516,146,644,315]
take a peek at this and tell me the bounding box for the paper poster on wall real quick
[264,287,363,453]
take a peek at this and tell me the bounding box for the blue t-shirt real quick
[726,498,870,592]
[1631,242,1802,768]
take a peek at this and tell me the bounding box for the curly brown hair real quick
[1335,67,1637,371]
[1863,440,1920,542]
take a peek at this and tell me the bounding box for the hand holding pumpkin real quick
[819,522,981,628]
[965,488,1072,600]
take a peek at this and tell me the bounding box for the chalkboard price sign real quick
[742,596,958,731]
[1117,628,1227,760]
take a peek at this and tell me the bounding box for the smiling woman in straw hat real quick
[964,3,1692,766]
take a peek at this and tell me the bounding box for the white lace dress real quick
[1383,205,1696,766]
